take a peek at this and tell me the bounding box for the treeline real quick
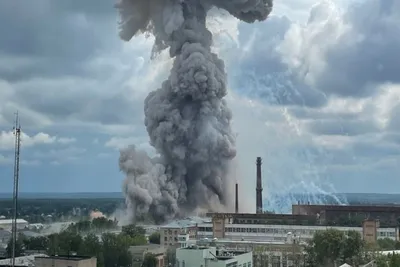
[8,223,160,267]
[0,198,124,223]
[304,229,400,267]
[66,217,118,233]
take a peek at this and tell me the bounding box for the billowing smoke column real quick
[117,0,273,223]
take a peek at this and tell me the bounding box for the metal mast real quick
[11,112,21,267]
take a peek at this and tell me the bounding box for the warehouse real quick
[0,219,29,230]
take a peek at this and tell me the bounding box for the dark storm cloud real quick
[11,78,143,126]
[0,0,118,81]
[312,0,400,98]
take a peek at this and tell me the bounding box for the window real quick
[182,260,185,267]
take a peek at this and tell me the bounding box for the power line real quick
[11,111,21,267]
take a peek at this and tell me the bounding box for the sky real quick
[0,0,399,203]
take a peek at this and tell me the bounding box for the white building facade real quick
[197,223,398,242]
[176,246,252,267]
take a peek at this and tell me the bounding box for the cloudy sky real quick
[0,0,399,207]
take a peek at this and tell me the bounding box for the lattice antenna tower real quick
[11,112,21,267]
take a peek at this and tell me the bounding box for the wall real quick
[161,227,197,248]
[176,247,216,267]
[199,222,398,242]
[35,257,97,267]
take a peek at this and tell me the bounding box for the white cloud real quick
[1,0,399,196]
[0,131,75,151]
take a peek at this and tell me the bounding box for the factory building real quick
[176,241,252,267]
[292,203,400,227]
[199,213,398,243]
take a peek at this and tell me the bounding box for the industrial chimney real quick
[256,157,263,214]
[235,183,239,213]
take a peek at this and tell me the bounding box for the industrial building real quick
[0,219,28,231]
[160,156,400,250]
[176,240,253,267]
[292,203,400,227]
[198,214,397,242]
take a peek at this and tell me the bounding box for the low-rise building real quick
[180,236,304,267]
[0,254,48,267]
[160,217,210,248]
[35,255,97,267]
[200,213,398,243]
[176,244,252,267]
[0,219,28,231]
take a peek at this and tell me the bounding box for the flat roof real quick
[0,219,28,224]
[160,217,210,229]
[36,255,93,261]
[207,213,315,220]
[292,204,400,212]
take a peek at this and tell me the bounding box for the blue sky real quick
[0,0,399,202]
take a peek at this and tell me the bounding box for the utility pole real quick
[11,112,21,267]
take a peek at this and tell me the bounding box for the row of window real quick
[199,226,396,237]
[379,231,395,237]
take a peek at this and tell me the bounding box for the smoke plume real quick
[117,0,273,223]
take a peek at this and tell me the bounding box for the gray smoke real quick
[117,0,273,223]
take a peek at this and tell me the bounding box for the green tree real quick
[376,253,400,267]
[305,229,365,267]
[58,230,83,254]
[23,236,49,251]
[341,230,364,265]
[92,217,116,231]
[79,233,104,267]
[102,233,132,267]
[47,233,60,255]
[122,224,146,238]
[6,237,24,258]
[148,232,160,244]
[142,253,157,267]
[165,247,176,267]
[378,238,397,250]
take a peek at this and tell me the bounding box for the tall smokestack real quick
[235,183,239,213]
[256,157,263,214]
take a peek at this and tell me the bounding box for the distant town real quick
[2,190,400,267]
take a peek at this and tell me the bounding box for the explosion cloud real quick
[117,0,273,223]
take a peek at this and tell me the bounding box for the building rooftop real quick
[0,254,47,267]
[292,204,400,211]
[161,217,211,229]
[36,255,94,261]
[0,219,28,225]
[207,212,316,220]
[216,250,248,260]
